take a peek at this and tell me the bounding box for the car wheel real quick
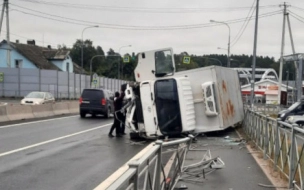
[104,107,111,118]
[80,111,86,118]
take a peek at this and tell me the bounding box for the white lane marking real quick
[0,123,112,158]
[0,115,79,129]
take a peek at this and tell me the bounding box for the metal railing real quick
[105,136,193,190]
[243,109,304,189]
[244,103,285,115]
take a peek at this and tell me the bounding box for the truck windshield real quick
[155,50,174,77]
[154,79,182,136]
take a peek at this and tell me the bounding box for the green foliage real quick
[70,39,136,81]
[69,39,292,81]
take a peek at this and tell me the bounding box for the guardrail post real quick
[264,115,270,160]
[274,118,281,171]
[154,140,163,190]
[128,161,140,190]
[183,135,194,168]
[289,124,297,188]
[248,110,252,138]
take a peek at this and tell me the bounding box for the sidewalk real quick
[176,128,274,190]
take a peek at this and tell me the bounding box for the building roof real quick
[73,62,86,74]
[0,40,84,73]
[4,41,60,70]
[42,49,70,60]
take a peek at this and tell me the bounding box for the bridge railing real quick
[100,136,193,190]
[244,109,304,189]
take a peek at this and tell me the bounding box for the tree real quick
[70,39,97,72]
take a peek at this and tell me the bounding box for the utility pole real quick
[286,71,289,105]
[278,2,289,105]
[286,12,298,99]
[250,0,260,109]
[0,0,11,67]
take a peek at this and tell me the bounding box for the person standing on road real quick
[108,91,124,137]
[120,84,127,135]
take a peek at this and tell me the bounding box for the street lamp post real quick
[210,20,231,67]
[208,58,222,66]
[230,58,240,67]
[81,25,99,74]
[118,45,132,80]
[80,25,98,93]
[217,47,227,51]
[90,55,121,77]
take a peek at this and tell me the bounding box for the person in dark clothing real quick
[108,91,124,137]
[120,84,127,135]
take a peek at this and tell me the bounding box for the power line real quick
[12,3,274,28]
[288,10,304,20]
[12,0,279,13]
[10,6,282,30]
[288,12,304,24]
[231,0,257,45]
[291,6,304,12]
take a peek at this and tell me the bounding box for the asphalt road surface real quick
[0,115,148,190]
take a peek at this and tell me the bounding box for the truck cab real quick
[124,48,244,139]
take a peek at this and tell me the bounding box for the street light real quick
[81,25,99,74]
[79,25,98,92]
[230,58,240,67]
[217,47,227,51]
[210,20,231,67]
[118,45,132,80]
[208,58,222,66]
[90,55,120,77]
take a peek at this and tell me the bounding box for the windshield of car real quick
[288,102,301,110]
[25,92,45,99]
[82,89,104,100]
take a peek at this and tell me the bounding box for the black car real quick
[79,88,114,118]
[278,101,304,121]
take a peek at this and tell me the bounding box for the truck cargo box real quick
[171,66,244,132]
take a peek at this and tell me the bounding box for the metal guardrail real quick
[243,109,304,189]
[105,136,193,190]
[244,104,285,115]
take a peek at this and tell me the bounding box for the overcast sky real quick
[2,0,304,60]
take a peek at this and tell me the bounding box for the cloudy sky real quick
[2,0,304,60]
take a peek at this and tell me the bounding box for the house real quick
[241,79,294,105]
[0,40,84,73]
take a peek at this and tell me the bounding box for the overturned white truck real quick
[123,48,244,139]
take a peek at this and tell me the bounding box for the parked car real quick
[278,101,304,121]
[21,91,55,105]
[79,88,114,118]
[286,115,304,127]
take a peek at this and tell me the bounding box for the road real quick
[0,115,147,190]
